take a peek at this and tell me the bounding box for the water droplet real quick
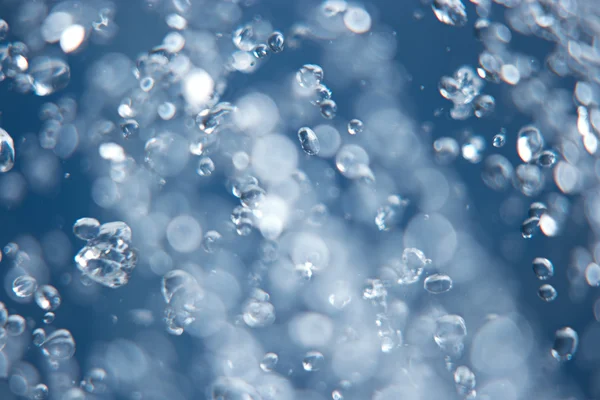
[42,329,76,361]
[432,0,467,27]
[515,164,544,196]
[537,150,557,168]
[529,202,547,218]
[473,94,495,118]
[240,185,266,209]
[302,351,324,371]
[362,279,387,303]
[0,19,9,41]
[461,136,485,163]
[517,125,544,163]
[296,64,324,89]
[31,383,48,400]
[434,314,467,356]
[253,44,269,59]
[0,302,7,326]
[424,274,453,294]
[158,102,176,120]
[298,127,320,156]
[197,156,215,176]
[481,155,513,191]
[392,248,430,285]
[196,102,236,134]
[140,76,155,92]
[233,23,260,51]
[538,284,557,302]
[32,328,46,346]
[29,57,70,96]
[320,99,337,119]
[454,366,476,395]
[202,230,222,253]
[35,285,61,311]
[434,137,460,164]
[73,218,100,241]
[585,262,600,287]
[332,390,344,400]
[12,275,38,298]
[161,269,198,304]
[267,31,285,53]
[375,195,408,231]
[347,119,364,135]
[242,299,275,328]
[260,352,279,372]
[532,258,554,280]
[81,368,107,394]
[551,327,578,361]
[120,119,139,138]
[336,144,370,179]
[43,312,55,324]
[312,84,332,105]
[521,216,540,238]
[492,132,506,148]
[6,314,25,336]
[0,128,15,173]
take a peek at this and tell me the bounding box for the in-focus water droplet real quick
[532,258,554,280]
[298,127,320,155]
[43,312,55,324]
[35,285,61,311]
[538,284,557,302]
[302,351,324,371]
[202,230,222,253]
[347,119,364,135]
[242,299,275,328]
[424,274,453,294]
[32,328,46,346]
[73,218,100,241]
[240,185,266,209]
[432,0,467,27]
[537,150,557,168]
[233,22,259,51]
[517,125,544,163]
[253,44,269,59]
[492,132,506,148]
[29,57,70,96]
[267,31,284,53]
[260,352,279,372]
[521,216,540,238]
[30,383,48,400]
[12,275,38,298]
[0,128,15,173]
[197,156,215,176]
[473,94,495,118]
[120,119,139,138]
[454,365,476,395]
[6,314,25,336]
[320,99,337,119]
[551,327,578,361]
[296,64,324,89]
[434,314,467,356]
[42,329,76,361]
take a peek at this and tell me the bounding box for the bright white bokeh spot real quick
[183,69,215,109]
[60,24,86,53]
[289,312,334,347]
[41,12,74,43]
[343,7,372,34]
[234,92,279,136]
[166,215,203,253]
[252,134,298,184]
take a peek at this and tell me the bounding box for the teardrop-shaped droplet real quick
[298,127,320,156]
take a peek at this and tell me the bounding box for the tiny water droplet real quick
[537,150,557,168]
[43,312,55,324]
[197,156,215,176]
[33,328,46,346]
[120,119,139,138]
[253,44,269,59]
[492,132,506,148]
[296,64,324,89]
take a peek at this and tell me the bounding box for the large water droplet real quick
[298,127,320,155]
[267,31,285,53]
[73,218,100,241]
[34,285,61,311]
[42,329,76,361]
[29,57,70,96]
[424,274,453,294]
[432,0,467,27]
[12,275,38,298]
[551,327,578,361]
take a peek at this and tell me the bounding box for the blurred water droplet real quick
[42,329,76,361]
[521,216,540,238]
[35,285,61,311]
[0,19,8,41]
[454,366,476,395]
[296,64,324,89]
[12,275,38,298]
[492,132,506,148]
[332,390,344,400]
[537,150,557,168]
[320,99,337,119]
[312,84,332,105]
[432,0,467,26]
[585,262,600,287]
[298,127,320,155]
[481,155,513,191]
[242,299,275,328]
[120,119,139,138]
[81,368,107,393]
[43,312,55,324]
[0,128,15,173]
[197,156,215,176]
[336,144,370,179]
[532,258,554,280]
[30,383,48,400]
[33,328,46,346]
[253,44,269,59]
[202,230,222,253]
[29,57,70,96]
[240,185,266,209]
[434,314,467,356]
[375,195,408,231]
[267,31,285,53]
[0,327,6,350]
[462,136,485,163]
[517,125,544,163]
[347,119,364,135]
[260,352,279,372]
[424,274,453,294]
[6,315,25,336]
[302,351,324,371]
[434,137,459,164]
[473,94,495,118]
[551,327,578,361]
[538,284,557,302]
[73,218,100,241]
[529,202,547,218]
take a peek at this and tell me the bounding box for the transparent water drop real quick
[532,258,554,280]
[537,150,557,168]
[0,128,15,173]
[302,351,324,371]
[347,119,364,135]
[461,136,485,163]
[81,368,107,394]
[473,94,495,118]
[34,285,61,311]
[517,125,544,163]
[454,366,476,395]
[492,132,506,148]
[197,156,215,176]
[267,31,284,53]
[29,57,70,96]
[30,383,49,400]
[6,314,25,336]
[320,99,337,119]
[260,352,279,372]
[397,248,430,285]
[253,44,269,59]
[196,102,236,134]
[336,144,370,179]
[12,275,38,298]
[233,23,260,51]
[433,137,459,164]
[161,269,197,304]
[481,155,513,191]
[240,185,266,209]
[296,64,324,89]
[157,102,176,120]
[231,176,259,198]
[42,329,76,361]
[424,274,453,294]
[43,312,55,324]
[434,314,467,356]
[120,119,139,138]
[242,299,275,328]
[362,279,387,303]
[529,202,547,218]
[432,0,467,27]
[515,164,544,196]
[521,216,540,238]
[202,230,222,253]
[375,195,408,231]
[32,328,46,346]
[140,76,155,92]
[312,84,332,105]
[298,127,320,156]
[73,218,100,240]
[538,284,557,302]
[551,327,578,361]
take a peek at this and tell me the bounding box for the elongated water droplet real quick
[242,299,275,328]
[517,125,544,163]
[0,128,15,173]
[538,284,557,302]
[434,314,467,356]
[532,258,554,280]
[12,275,38,298]
[551,327,578,361]
[33,328,46,346]
[432,0,467,27]
[73,218,100,240]
[424,274,453,294]
[454,366,476,395]
[298,127,320,155]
